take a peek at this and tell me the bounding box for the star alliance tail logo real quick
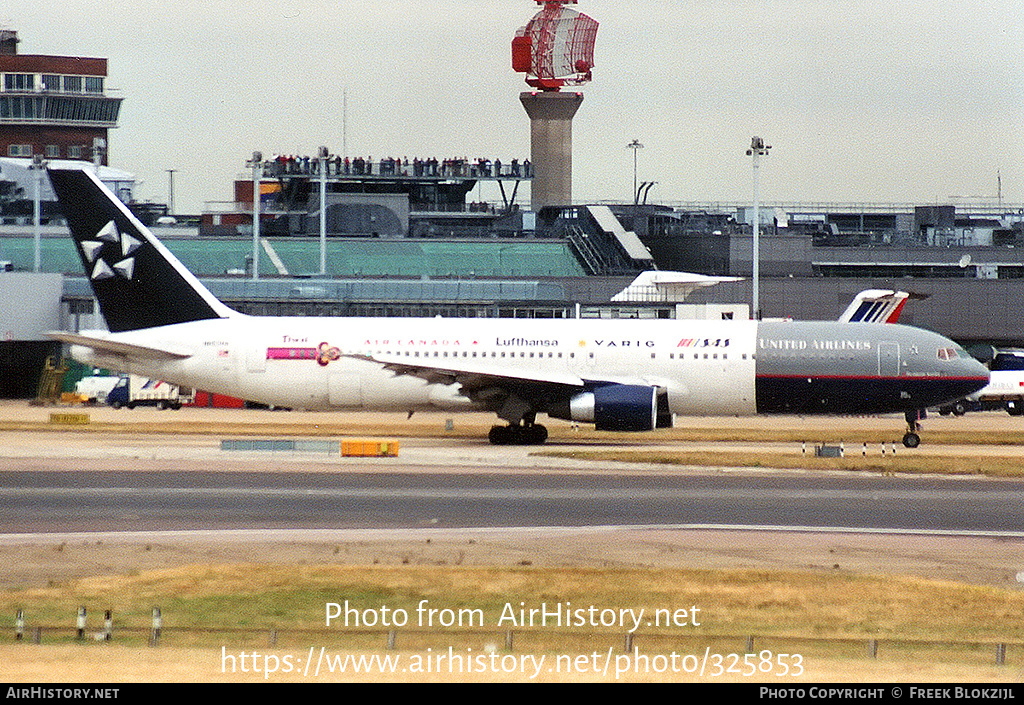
[78,220,142,282]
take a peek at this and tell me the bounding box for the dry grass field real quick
[2,563,1023,682]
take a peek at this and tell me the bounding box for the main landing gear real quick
[902,409,923,448]
[488,422,548,445]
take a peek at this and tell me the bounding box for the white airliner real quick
[46,166,988,447]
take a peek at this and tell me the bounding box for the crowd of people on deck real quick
[263,154,532,179]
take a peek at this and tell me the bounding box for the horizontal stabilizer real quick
[46,331,193,361]
[611,270,743,303]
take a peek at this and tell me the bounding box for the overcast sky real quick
[7,0,1023,213]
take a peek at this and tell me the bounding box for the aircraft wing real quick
[46,331,194,361]
[349,352,588,388]
[346,351,639,408]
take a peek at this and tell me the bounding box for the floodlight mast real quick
[746,136,771,320]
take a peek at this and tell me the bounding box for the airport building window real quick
[4,73,34,91]
[42,75,60,91]
[85,76,104,93]
[62,76,82,93]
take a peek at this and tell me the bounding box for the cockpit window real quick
[937,347,967,361]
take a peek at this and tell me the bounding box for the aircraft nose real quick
[965,356,990,387]
[969,357,990,378]
[948,355,989,400]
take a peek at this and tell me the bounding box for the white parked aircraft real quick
[46,166,988,447]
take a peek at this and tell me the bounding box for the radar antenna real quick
[512,0,598,91]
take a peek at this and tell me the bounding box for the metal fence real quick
[10,609,1021,667]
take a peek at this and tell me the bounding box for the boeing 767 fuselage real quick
[46,166,989,447]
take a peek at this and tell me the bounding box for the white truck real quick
[105,375,194,410]
[74,375,120,404]
[939,352,1024,416]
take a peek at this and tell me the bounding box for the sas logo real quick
[677,338,730,348]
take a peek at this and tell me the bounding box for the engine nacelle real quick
[553,384,670,432]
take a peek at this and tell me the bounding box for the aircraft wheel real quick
[489,424,548,445]
[902,432,920,449]
[952,402,966,416]
[488,425,510,445]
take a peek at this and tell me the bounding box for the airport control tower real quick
[512,0,598,211]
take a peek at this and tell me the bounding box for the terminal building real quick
[0,30,120,167]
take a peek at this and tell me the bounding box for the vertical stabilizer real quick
[48,166,236,333]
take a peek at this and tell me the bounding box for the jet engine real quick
[551,384,672,431]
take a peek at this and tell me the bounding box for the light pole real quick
[746,136,770,320]
[29,154,46,273]
[319,146,328,275]
[166,169,176,217]
[247,151,263,280]
[627,139,643,204]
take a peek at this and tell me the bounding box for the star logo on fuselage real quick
[78,220,141,282]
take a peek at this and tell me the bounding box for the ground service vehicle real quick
[106,375,193,410]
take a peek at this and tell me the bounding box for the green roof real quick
[0,234,586,278]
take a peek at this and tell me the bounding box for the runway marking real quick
[1,524,1023,545]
